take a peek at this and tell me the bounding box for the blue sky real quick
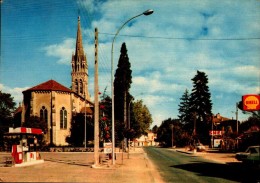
[1,0,260,127]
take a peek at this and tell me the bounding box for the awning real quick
[8,127,43,135]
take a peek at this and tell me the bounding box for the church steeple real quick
[75,16,84,57]
[71,16,89,99]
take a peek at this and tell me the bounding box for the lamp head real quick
[143,9,154,16]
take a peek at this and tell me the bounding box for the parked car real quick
[195,143,206,152]
[235,145,260,165]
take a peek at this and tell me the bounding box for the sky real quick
[1,0,260,127]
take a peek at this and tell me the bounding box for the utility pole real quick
[170,124,173,148]
[193,112,197,136]
[236,102,238,134]
[211,115,214,148]
[92,28,99,167]
[84,92,86,148]
[236,102,239,149]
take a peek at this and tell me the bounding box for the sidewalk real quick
[0,148,163,183]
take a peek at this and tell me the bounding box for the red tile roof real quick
[23,80,72,93]
[212,113,231,124]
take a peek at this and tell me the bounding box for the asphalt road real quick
[144,147,260,183]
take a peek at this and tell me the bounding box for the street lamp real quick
[231,103,239,134]
[111,9,154,165]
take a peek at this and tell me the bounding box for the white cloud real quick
[3,0,258,126]
[37,1,260,126]
[0,83,29,106]
[42,38,75,65]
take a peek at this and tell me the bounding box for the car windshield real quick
[246,147,259,154]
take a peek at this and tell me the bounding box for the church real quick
[18,17,93,146]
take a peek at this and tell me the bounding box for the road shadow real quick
[171,161,260,183]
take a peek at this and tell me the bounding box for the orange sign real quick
[242,95,260,111]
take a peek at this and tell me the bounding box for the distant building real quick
[16,17,93,145]
[134,131,158,147]
[212,113,239,133]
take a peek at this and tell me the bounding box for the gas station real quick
[5,127,44,167]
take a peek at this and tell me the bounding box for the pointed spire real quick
[75,16,84,56]
[71,16,89,99]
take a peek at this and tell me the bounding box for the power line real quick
[99,32,260,41]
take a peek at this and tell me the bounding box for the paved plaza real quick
[0,148,162,183]
[0,147,241,182]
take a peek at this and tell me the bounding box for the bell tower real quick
[71,16,89,99]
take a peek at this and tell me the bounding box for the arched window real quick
[60,107,67,129]
[80,79,83,94]
[40,106,48,123]
[75,79,78,93]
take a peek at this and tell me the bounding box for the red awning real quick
[8,127,43,135]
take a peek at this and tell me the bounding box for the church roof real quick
[212,113,231,124]
[24,80,72,93]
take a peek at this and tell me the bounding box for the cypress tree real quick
[114,42,132,142]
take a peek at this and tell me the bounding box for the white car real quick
[195,143,206,152]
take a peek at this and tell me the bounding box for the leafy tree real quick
[151,125,159,134]
[178,89,192,130]
[156,118,188,147]
[0,91,16,147]
[114,42,132,142]
[130,100,153,139]
[251,110,260,119]
[238,115,260,150]
[189,71,212,143]
[0,91,16,125]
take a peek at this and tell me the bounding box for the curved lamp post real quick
[111,9,153,165]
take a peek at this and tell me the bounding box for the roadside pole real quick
[92,28,99,167]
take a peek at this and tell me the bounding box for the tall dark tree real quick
[189,71,212,143]
[178,89,192,127]
[0,91,16,147]
[22,116,48,133]
[66,114,94,147]
[114,42,132,142]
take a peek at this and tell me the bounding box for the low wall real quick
[49,147,97,152]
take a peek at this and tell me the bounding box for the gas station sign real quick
[209,130,223,136]
[242,95,260,111]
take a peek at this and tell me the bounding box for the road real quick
[144,147,260,183]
